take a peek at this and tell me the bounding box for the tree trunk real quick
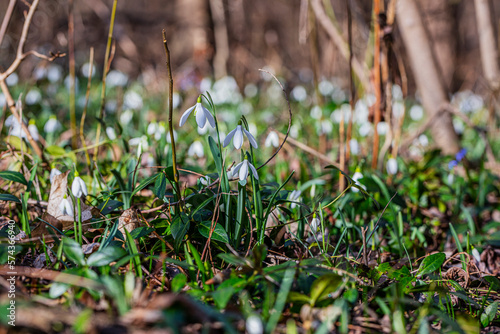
[396,0,460,155]
[474,0,500,91]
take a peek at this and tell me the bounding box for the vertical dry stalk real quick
[371,0,382,170]
[68,0,77,149]
[346,0,355,161]
[308,2,322,106]
[0,0,16,46]
[80,48,95,168]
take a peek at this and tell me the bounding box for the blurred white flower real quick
[290,124,300,138]
[28,120,39,141]
[124,90,143,110]
[310,105,322,120]
[377,121,388,135]
[179,96,215,129]
[44,116,61,133]
[47,65,62,83]
[349,139,359,156]
[147,121,158,136]
[246,315,263,334]
[352,169,366,193]
[166,130,177,144]
[172,92,181,109]
[310,216,320,231]
[392,84,403,101]
[358,122,372,137]
[34,67,47,80]
[120,109,134,125]
[418,134,429,147]
[157,121,167,141]
[199,77,212,92]
[6,73,18,86]
[354,100,369,124]
[71,172,88,198]
[392,101,405,118]
[106,70,128,87]
[319,120,333,135]
[409,105,424,121]
[106,127,117,140]
[81,62,96,78]
[331,88,346,103]
[265,131,279,148]
[233,159,259,181]
[223,125,258,149]
[447,173,454,185]
[0,93,5,108]
[291,85,307,102]
[197,122,211,135]
[289,190,301,209]
[199,175,211,186]
[50,168,62,183]
[59,194,73,216]
[129,135,148,150]
[188,141,204,157]
[319,80,334,96]
[25,89,42,105]
[386,157,398,175]
[453,118,465,134]
[244,83,258,98]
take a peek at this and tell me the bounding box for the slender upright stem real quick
[68,0,77,149]
[94,0,118,162]
[371,0,382,169]
[162,30,181,202]
[346,0,355,161]
[77,198,82,244]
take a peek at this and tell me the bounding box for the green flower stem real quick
[162,30,181,210]
[77,197,82,244]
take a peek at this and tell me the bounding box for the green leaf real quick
[0,171,27,186]
[62,237,85,266]
[154,172,167,199]
[208,136,222,175]
[171,213,190,251]
[198,221,229,243]
[481,301,498,327]
[484,276,500,290]
[87,246,126,267]
[171,273,187,293]
[0,194,20,203]
[125,230,142,279]
[416,253,446,277]
[309,274,343,306]
[98,200,123,215]
[131,173,160,197]
[129,227,154,239]
[218,253,250,267]
[49,282,70,298]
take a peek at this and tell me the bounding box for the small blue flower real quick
[455,148,467,162]
[448,160,458,170]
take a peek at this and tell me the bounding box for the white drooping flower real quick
[409,105,424,121]
[232,159,259,181]
[123,90,143,110]
[289,189,302,209]
[310,216,320,231]
[352,168,366,193]
[28,120,39,141]
[349,139,359,156]
[386,157,398,175]
[179,96,215,129]
[188,141,204,157]
[223,125,258,150]
[44,116,61,133]
[106,127,117,140]
[156,121,166,141]
[106,70,128,87]
[246,315,263,334]
[50,168,62,183]
[199,175,211,186]
[71,172,88,198]
[264,131,279,148]
[310,105,322,120]
[25,89,42,105]
[147,121,158,136]
[59,194,73,216]
[120,109,134,125]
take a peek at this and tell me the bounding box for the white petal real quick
[232,161,244,177]
[195,104,207,128]
[202,106,216,128]
[179,105,195,127]
[233,126,243,150]
[239,161,249,181]
[243,129,258,148]
[80,178,88,196]
[72,179,81,198]
[248,162,259,180]
[223,128,237,147]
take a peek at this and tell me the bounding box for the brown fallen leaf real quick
[118,208,140,236]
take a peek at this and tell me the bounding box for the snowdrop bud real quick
[44,116,61,133]
[199,175,210,186]
[188,141,204,157]
[50,168,62,183]
[310,216,320,231]
[28,120,39,141]
[352,168,366,193]
[59,194,74,216]
[246,315,263,334]
[386,157,398,175]
[310,105,322,119]
[106,127,117,140]
[71,172,88,198]
[265,131,279,148]
[137,142,143,158]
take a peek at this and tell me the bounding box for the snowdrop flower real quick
[453,118,464,134]
[71,172,88,198]
[199,175,211,186]
[227,165,238,178]
[123,90,143,110]
[310,105,322,120]
[28,120,39,141]
[233,159,259,181]
[409,105,424,121]
[392,85,403,101]
[244,83,258,98]
[265,131,279,148]
[156,121,167,141]
[349,139,359,156]
[50,168,62,183]
[319,80,334,96]
[310,215,320,231]
[392,101,405,119]
[377,121,388,135]
[223,124,258,149]
[25,89,42,105]
[290,124,300,138]
[179,96,215,129]
[6,73,18,86]
[197,122,211,135]
[246,315,263,334]
[106,127,117,140]
[289,189,301,209]
[358,122,372,137]
[319,120,333,135]
[188,141,204,157]
[147,121,158,136]
[352,168,366,193]
[44,116,61,133]
[386,157,398,175]
[106,70,128,87]
[120,109,134,125]
[59,194,73,216]
[291,85,307,102]
[81,62,96,78]
[47,65,62,82]
[418,134,429,147]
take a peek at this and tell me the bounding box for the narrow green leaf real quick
[131,173,160,197]
[171,213,190,251]
[309,274,343,306]
[208,136,222,174]
[0,194,20,203]
[0,171,27,186]
[154,172,167,199]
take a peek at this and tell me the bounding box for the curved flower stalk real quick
[223,124,258,149]
[179,96,215,129]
